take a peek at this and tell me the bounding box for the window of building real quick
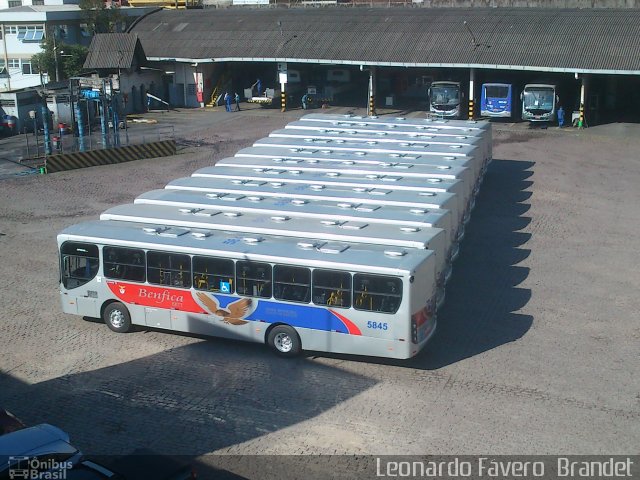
[193,256,234,293]
[312,269,351,308]
[8,0,22,7]
[6,26,18,35]
[0,59,5,69]
[55,25,67,39]
[187,84,196,96]
[274,265,311,304]
[236,261,271,298]
[80,24,92,37]
[17,25,44,42]
[22,61,37,75]
[147,251,191,288]
[7,59,20,69]
[32,0,44,4]
[103,247,146,282]
[353,274,402,314]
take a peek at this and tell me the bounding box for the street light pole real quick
[52,32,60,82]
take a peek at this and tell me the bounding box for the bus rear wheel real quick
[267,325,301,357]
[103,302,132,333]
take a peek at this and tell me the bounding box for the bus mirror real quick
[519,92,523,100]
[427,88,431,97]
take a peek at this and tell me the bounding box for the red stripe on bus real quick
[107,281,208,314]
[330,310,362,336]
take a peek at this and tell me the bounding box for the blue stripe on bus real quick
[213,294,353,334]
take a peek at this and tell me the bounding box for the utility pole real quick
[52,31,60,82]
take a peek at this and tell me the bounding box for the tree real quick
[31,38,88,82]
[79,0,125,34]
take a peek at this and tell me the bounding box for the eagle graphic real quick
[196,292,252,325]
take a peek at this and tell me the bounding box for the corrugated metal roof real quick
[128,7,640,73]
[83,33,145,70]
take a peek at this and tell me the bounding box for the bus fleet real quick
[57,113,492,360]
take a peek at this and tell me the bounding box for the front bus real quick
[58,221,438,359]
[521,83,558,123]
[429,81,462,119]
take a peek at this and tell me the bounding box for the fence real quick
[20,124,176,159]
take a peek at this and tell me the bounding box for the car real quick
[0,423,83,479]
[64,449,196,480]
[0,409,25,436]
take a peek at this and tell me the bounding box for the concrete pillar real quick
[579,74,589,128]
[368,66,376,117]
[468,68,475,120]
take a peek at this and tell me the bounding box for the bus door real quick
[60,242,100,317]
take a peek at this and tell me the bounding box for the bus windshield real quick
[523,88,554,111]
[484,85,509,99]
[431,86,460,106]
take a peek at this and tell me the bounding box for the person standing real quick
[557,105,565,127]
[224,92,231,112]
[301,93,309,110]
[234,92,241,111]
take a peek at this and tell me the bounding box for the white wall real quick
[0,20,89,92]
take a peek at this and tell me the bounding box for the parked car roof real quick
[0,424,82,474]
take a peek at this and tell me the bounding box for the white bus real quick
[163,176,463,241]
[217,155,475,213]
[135,189,456,250]
[254,136,484,203]
[58,220,437,359]
[269,127,484,162]
[265,128,484,191]
[99,203,451,302]
[296,114,493,169]
[234,145,482,197]
[191,165,468,229]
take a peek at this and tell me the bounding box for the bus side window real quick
[354,274,402,314]
[147,251,192,289]
[312,269,351,309]
[236,261,272,298]
[103,247,146,282]
[274,265,311,304]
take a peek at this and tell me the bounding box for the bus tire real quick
[103,302,132,333]
[267,325,301,357]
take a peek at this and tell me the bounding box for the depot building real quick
[83,6,640,124]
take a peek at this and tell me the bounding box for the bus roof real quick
[192,166,464,194]
[164,176,459,211]
[100,203,445,251]
[277,125,484,145]
[235,145,475,162]
[135,189,453,230]
[217,156,470,182]
[523,84,556,89]
[58,220,433,275]
[264,131,483,150]
[299,114,491,133]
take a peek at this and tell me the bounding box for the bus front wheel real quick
[267,325,301,357]
[103,302,132,333]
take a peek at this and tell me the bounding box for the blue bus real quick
[480,83,513,118]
